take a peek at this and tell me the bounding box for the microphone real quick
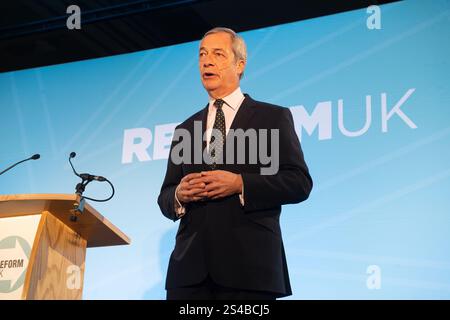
[69,152,106,182]
[0,154,41,176]
[68,151,114,201]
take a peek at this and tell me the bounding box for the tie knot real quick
[214,99,225,109]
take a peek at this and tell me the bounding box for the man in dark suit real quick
[158,27,312,300]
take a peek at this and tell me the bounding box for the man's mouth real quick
[203,72,218,79]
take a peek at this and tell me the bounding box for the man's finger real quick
[200,175,217,184]
[206,186,224,196]
[185,181,206,189]
[186,188,207,196]
[180,189,202,197]
[201,170,222,176]
[207,188,224,199]
[180,181,190,189]
[177,182,189,194]
[192,195,207,201]
[204,182,221,192]
[188,177,207,185]
[179,190,189,198]
[181,173,202,182]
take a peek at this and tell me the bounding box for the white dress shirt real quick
[175,87,246,216]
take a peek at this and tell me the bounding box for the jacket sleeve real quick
[241,108,313,212]
[157,126,184,221]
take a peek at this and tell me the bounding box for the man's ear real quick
[237,59,246,77]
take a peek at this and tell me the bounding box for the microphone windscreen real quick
[31,154,40,160]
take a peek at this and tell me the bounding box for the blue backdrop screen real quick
[1,0,450,299]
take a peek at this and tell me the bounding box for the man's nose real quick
[201,55,215,67]
[202,60,214,68]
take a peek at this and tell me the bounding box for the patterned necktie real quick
[209,99,226,169]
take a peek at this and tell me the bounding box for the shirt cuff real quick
[174,184,186,218]
[238,183,244,206]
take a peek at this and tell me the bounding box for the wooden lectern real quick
[0,194,130,300]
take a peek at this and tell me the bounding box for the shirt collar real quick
[208,87,244,111]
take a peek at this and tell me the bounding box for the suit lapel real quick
[201,103,208,153]
[226,94,257,139]
[200,103,210,171]
[222,94,257,169]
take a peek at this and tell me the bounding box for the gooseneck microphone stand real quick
[68,152,115,222]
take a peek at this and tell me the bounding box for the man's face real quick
[199,32,245,98]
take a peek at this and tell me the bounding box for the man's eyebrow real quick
[199,47,226,52]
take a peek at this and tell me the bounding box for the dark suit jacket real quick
[158,94,312,297]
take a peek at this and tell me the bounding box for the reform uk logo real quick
[0,236,31,293]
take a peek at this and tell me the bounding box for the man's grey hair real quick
[202,27,247,79]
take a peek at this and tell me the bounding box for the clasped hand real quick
[176,170,243,204]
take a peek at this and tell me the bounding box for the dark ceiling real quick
[0,0,399,73]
